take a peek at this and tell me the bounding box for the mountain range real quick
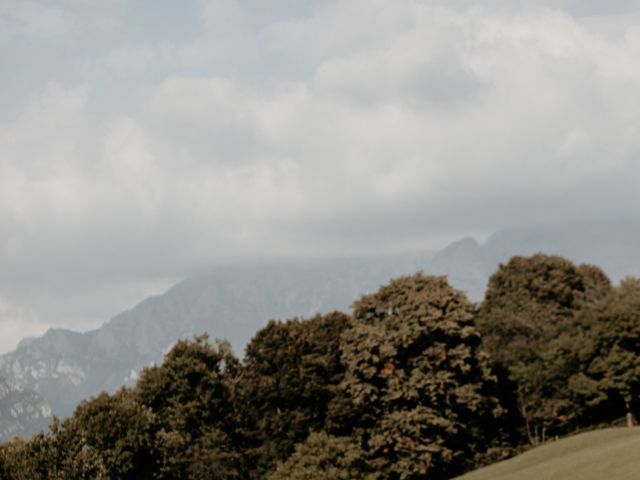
[1,221,639,442]
[0,254,433,420]
[428,220,640,299]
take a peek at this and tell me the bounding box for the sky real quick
[1,0,640,353]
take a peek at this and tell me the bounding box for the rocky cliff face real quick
[0,376,51,441]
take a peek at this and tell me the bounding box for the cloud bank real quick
[1,0,640,351]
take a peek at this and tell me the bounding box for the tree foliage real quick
[64,390,154,479]
[331,273,503,479]
[0,335,244,480]
[476,254,612,443]
[134,335,243,479]
[4,255,640,479]
[569,278,640,426]
[0,420,106,480]
[237,312,350,477]
[266,432,372,480]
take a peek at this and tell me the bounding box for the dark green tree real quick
[266,432,372,480]
[476,254,612,444]
[569,278,640,427]
[186,426,245,480]
[237,312,350,478]
[331,274,502,479]
[0,419,106,480]
[0,435,58,480]
[0,450,6,479]
[134,335,242,479]
[62,389,155,479]
[0,336,245,480]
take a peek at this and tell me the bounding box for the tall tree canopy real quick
[569,278,640,427]
[237,312,350,478]
[476,254,612,443]
[330,273,502,479]
[266,432,371,480]
[134,335,243,479]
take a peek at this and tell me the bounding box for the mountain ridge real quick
[0,253,434,421]
[1,220,639,441]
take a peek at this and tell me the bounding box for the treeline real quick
[2,254,640,479]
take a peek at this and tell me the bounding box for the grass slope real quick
[456,427,640,480]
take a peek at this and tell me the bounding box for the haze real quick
[2,0,640,353]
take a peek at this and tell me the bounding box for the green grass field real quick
[456,427,640,480]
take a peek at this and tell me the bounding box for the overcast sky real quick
[1,0,640,353]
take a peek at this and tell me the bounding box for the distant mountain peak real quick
[434,236,482,256]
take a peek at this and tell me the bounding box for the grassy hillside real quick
[456,428,640,480]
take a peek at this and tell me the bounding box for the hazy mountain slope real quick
[2,220,639,429]
[431,221,640,302]
[483,222,640,281]
[0,254,433,418]
[456,427,640,480]
[0,377,51,441]
[428,237,490,301]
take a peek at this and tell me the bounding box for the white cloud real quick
[0,296,49,354]
[0,1,118,47]
[201,0,247,32]
[3,0,640,342]
[5,2,640,244]
[0,1,76,40]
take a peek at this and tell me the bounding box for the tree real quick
[476,254,612,443]
[569,278,640,427]
[0,436,57,480]
[267,432,372,480]
[0,450,6,479]
[0,420,106,480]
[237,312,350,478]
[134,335,242,479]
[0,336,244,480]
[331,274,502,479]
[186,427,245,480]
[62,389,155,479]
